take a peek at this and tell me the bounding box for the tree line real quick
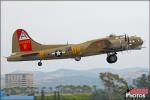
[2,72,150,100]
[90,72,150,100]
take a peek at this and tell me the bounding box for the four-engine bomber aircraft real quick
[7,29,143,66]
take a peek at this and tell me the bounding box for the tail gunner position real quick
[7,29,144,66]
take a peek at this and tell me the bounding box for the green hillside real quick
[35,93,91,100]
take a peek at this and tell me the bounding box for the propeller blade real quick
[127,35,130,50]
[127,36,129,44]
[125,34,127,41]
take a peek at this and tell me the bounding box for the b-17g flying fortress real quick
[7,29,143,66]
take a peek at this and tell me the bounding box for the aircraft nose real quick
[139,38,143,45]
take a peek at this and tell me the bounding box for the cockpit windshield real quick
[108,34,125,39]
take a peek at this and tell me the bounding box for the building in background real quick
[5,73,33,88]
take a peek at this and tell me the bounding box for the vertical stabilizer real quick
[12,29,41,53]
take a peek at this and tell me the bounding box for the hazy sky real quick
[1,1,149,74]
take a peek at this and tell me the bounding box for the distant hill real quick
[1,67,149,89]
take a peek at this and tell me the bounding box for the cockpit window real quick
[114,35,125,39]
[115,37,119,39]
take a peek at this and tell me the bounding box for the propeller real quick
[124,34,130,50]
[127,35,130,44]
[125,34,127,41]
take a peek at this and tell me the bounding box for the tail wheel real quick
[75,57,81,61]
[107,54,117,63]
[38,61,42,66]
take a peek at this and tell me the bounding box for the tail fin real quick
[12,29,41,53]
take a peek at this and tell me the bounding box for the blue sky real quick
[1,1,149,74]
